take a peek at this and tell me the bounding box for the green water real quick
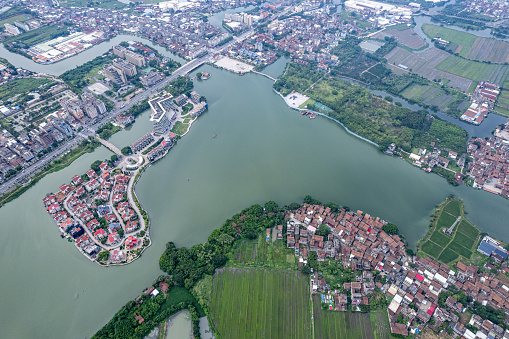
[0,59,508,339]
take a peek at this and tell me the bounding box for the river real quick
[0,34,185,76]
[2,30,509,339]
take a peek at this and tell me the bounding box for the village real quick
[465,124,509,198]
[283,203,509,338]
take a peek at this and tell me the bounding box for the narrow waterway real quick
[207,5,256,33]
[0,34,185,76]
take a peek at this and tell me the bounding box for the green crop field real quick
[3,24,69,46]
[443,200,461,217]
[453,231,476,249]
[420,199,482,263]
[312,295,388,339]
[421,241,442,257]
[422,24,477,47]
[435,56,509,89]
[0,14,30,27]
[438,247,459,263]
[430,232,451,247]
[447,241,473,258]
[457,220,479,239]
[210,268,311,339]
[436,212,457,229]
[228,233,297,270]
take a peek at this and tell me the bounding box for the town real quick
[42,82,207,265]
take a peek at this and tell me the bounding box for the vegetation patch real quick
[458,219,480,239]
[210,268,311,339]
[447,241,473,258]
[453,231,476,249]
[421,241,442,258]
[438,247,459,263]
[429,232,451,248]
[442,199,461,217]
[436,211,457,229]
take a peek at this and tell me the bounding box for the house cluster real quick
[43,161,144,264]
[284,204,509,337]
[221,39,278,67]
[460,81,499,125]
[466,134,509,198]
[464,0,509,19]
[408,143,464,183]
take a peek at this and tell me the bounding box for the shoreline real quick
[273,89,380,148]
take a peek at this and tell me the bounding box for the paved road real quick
[0,5,293,197]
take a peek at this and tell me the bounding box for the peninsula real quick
[42,79,208,265]
[94,196,509,339]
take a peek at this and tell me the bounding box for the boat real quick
[212,134,217,139]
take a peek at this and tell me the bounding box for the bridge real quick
[252,70,277,82]
[95,136,123,156]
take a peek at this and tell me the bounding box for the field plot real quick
[442,199,461,217]
[210,268,311,339]
[373,28,427,49]
[419,199,481,264]
[0,13,31,26]
[435,56,509,88]
[228,233,297,270]
[495,88,509,116]
[384,47,472,92]
[312,295,390,339]
[400,84,458,111]
[422,24,509,63]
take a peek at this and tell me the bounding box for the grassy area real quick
[210,268,311,339]
[313,295,391,339]
[435,56,509,90]
[417,198,481,264]
[227,232,298,270]
[0,14,31,27]
[171,121,189,136]
[299,98,316,109]
[422,24,476,55]
[0,77,53,102]
[2,24,69,46]
[156,286,205,317]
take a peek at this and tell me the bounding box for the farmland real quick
[373,28,427,50]
[312,295,392,339]
[2,24,70,46]
[418,198,481,264]
[209,268,311,339]
[227,232,297,270]
[0,13,31,27]
[384,47,472,92]
[435,56,509,90]
[422,24,509,63]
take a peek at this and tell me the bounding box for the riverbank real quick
[0,138,100,207]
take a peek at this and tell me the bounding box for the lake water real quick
[1,32,509,339]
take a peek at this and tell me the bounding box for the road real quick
[0,5,293,197]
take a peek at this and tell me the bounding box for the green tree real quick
[382,223,399,235]
[121,146,132,155]
[98,250,109,261]
[316,224,331,237]
[264,200,278,213]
